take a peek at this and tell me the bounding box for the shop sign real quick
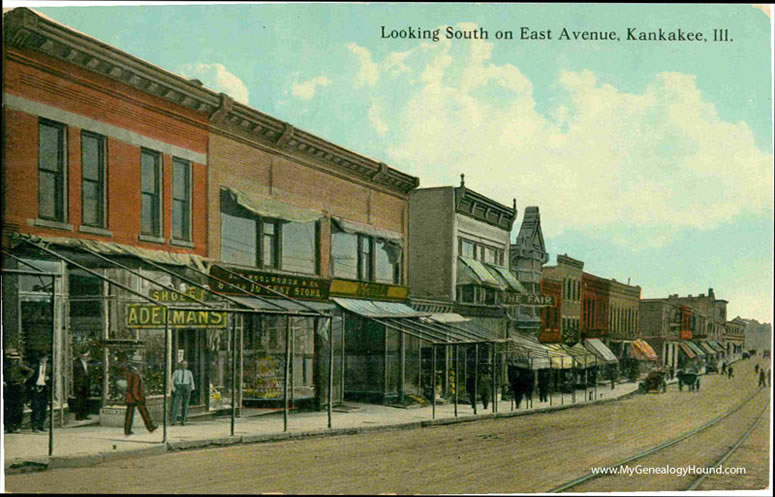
[150,287,206,303]
[126,305,227,329]
[680,329,692,340]
[506,293,554,306]
[209,265,330,301]
[329,279,409,301]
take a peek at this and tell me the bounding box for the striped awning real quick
[699,341,717,355]
[457,257,505,289]
[583,338,619,364]
[678,342,696,359]
[630,339,658,361]
[686,341,707,358]
[543,344,575,369]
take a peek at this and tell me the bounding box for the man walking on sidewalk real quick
[123,362,157,436]
[171,360,195,426]
[27,353,51,432]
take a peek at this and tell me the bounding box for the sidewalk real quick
[3,381,639,473]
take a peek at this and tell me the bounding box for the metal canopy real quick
[332,297,428,319]
[583,338,619,364]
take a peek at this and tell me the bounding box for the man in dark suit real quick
[123,362,157,436]
[28,353,52,432]
[4,348,34,433]
[72,349,91,420]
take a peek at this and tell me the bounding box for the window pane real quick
[281,222,316,274]
[173,160,189,200]
[461,239,475,258]
[221,212,256,266]
[172,199,188,240]
[82,134,101,181]
[360,236,372,281]
[39,123,61,172]
[82,181,102,227]
[38,172,57,219]
[141,194,159,236]
[262,227,277,268]
[331,230,358,279]
[375,239,400,284]
[141,152,158,194]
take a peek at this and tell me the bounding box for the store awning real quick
[543,344,576,369]
[231,296,336,314]
[708,340,725,352]
[14,234,207,271]
[698,341,717,355]
[563,343,598,368]
[504,333,557,370]
[486,264,526,293]
[224,187,324,223]
[630,339,658,362]
[678,343,697,359]
[331,217,403,244]
[428,313,470,324]
[583,338,619,365]
[457,256,505,290]
[334,298,494,345]
[686,341,707,358]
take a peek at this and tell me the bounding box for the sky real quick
[9,2,774,323]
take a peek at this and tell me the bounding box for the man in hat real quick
[27,353,52,432]
[72,348,91,420]
[170,360,195,426]
[4,349,34,433]
[123,361,157,436]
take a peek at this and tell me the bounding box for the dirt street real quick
[5,358,771,494]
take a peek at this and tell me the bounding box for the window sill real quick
[170,238,194,249]
[29,218,73,231]
[138,234,166,245]
[78,225,113,237]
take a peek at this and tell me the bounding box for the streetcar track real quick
[685,402,770,491]
[547,387,769,493]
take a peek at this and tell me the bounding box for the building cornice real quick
[3,7,419,195]
[454,186,517,231]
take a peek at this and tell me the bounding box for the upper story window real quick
[172,158,191,241]
[220,190,317,274]
[458,237,505,267]
[331,224,401,284]
[140,149,163,237]
[38,119,67,222]
[81,131,106,228]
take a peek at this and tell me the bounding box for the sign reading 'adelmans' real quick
[126,305,226,329]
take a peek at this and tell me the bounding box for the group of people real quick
[3,349,50,433]
[3,346,196,435]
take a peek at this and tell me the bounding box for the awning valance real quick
[224,187,325,223]
[630,339,658,361]
[331,217,403,244]
[583,338,619,365]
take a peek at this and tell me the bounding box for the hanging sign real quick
[329,279,409,301]
[209,265,330,300]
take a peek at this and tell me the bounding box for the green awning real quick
[224,187,324,223]
[457,256,504,289]
[486,264,526,293]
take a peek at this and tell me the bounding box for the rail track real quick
[548,387,770,493]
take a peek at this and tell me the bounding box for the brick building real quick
[542,254,583,345]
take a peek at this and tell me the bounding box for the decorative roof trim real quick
[3,7,419,195]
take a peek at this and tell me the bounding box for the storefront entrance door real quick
[173,329,208,408]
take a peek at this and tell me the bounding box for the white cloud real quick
[376,25,773,246]
[291,76,331,100]
[347,42,379,88]
[368,99,389,136]
[178,63,249,104]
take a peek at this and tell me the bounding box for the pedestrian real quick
[721,361,727,375]
[479,366,492,410]
[72,348,91,420]
[508,366,523,408]
[466,372,476,410]
[27,353,52,432]
[727,366,734,379]
[170,360,195,426]
[758,369,766,388]
[767,369,771,387]
[537,369,549,403]
[123,362,157,436]
[755,364,759,374]
[3,349,34,433]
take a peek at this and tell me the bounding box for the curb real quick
[5,387,639,474]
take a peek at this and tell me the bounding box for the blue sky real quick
[14,2,774,322]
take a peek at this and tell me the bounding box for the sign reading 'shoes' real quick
[126,305,227,329]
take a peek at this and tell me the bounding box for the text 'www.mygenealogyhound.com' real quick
[590,465,747,478]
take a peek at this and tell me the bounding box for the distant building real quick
[741,318,772,352]
[509,206,551,336]
[542,254,583,344]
